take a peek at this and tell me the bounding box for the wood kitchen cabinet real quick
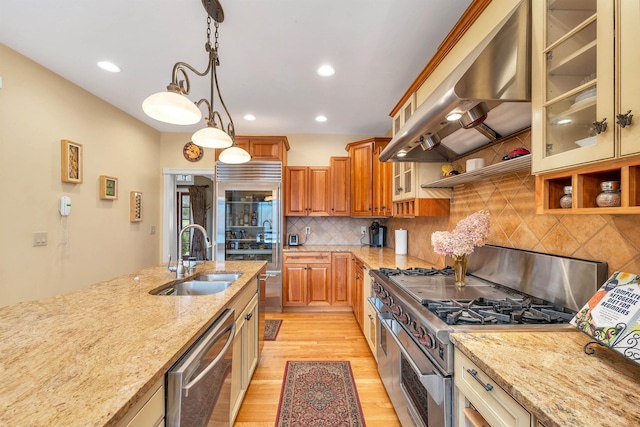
[283,252,331,307]
[285,166,330,216]
[230,280,259,423]
[329,156,351,216]
[331,252,351,306]
[350,256,365,329]
[373,146,393,216]
[346,137,391,216]
[455,348,532,427]
[532,1,640,174]
[215,135,290,163]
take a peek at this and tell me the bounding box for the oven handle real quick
[384,320,447,406]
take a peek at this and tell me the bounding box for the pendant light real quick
[142,0,250,162]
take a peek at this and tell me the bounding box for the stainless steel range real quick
[370,245,607,427]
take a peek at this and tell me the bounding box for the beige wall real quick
[0,44,162,307]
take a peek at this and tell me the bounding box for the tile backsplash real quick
[290,130,640,277]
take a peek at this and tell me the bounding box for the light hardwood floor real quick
[233,312,401,427]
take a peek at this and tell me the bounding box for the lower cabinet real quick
[454,348,531,427]
[117,380,164,427]
[363,297,377,360]
[230,282,259,423]
[283,252,332,307]
[331,252,351,306]
[350,256,365,329]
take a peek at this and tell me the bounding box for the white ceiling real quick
[0,0,472,136]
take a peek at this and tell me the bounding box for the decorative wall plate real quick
[183,142,204,162]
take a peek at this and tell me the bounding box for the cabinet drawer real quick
[455,350,530,427]
[283,252,331,264]
[123,383,164,427]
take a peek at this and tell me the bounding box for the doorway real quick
[162,168,215,264]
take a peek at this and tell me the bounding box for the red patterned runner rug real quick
[275,361,366,427]
[265,319,283,341]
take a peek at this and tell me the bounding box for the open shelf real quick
[536,156,640,214]
[421,155,531,188]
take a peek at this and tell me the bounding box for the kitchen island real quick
[0,260,266,426]
[451,331,640,427]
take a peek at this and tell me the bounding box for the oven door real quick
[378,312,452,427]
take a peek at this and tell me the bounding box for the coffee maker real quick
[369,221,387,247]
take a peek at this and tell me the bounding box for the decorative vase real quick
[453,254,468,287]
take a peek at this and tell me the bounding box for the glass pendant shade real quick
[191,126,233,148]
[142,91,202,125]
[218,145,251,164]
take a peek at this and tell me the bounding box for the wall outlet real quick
[33,232,48,246]
[361,226,367,235]
[305,226,311,235]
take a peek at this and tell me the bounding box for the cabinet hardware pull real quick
[616,110,633,128]
[593,118,608,134]
[467,369,493,391]
[245,313,252,321]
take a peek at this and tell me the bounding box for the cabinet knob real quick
[245,313,253,321]
[616,110,633,128]
[396,187,403,192]
[593,118,608,134]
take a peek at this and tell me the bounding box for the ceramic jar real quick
[596,181,621,207]
[560,186,572,209]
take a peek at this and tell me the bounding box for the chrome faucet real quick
[168,224,213,278]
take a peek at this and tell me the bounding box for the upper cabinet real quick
[329,157,351,217]
[284,166,330,216]
[532,1,640,173]
[346,138,391,217]
[215,136,290,164]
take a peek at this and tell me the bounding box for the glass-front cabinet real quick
[533,0,640,173]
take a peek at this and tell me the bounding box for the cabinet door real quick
[307,263,332,306]
[364,299,377,359]
[308,167,330,216]
[331,252,351,306]
[243,295,259,385]
[329,157,351,216]
[283,264,307,306]
[380,152,393,216]
[532,1,615,173]
[285,167,308,216]
[352,259,364,330]
[618,0,640,156]
[250,139,283,161]
[349,142,374,216]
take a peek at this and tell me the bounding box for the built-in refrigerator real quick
[215,161,282,312]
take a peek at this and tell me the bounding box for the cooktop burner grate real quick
[379,266,455,277]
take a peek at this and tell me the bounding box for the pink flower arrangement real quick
[431,210,490,258]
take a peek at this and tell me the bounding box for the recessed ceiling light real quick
[97,61,121,73]
[317,65,335,77]
[244,114,256,121]
[315,115,327,122]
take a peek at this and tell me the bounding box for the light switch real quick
[33,232,48,246]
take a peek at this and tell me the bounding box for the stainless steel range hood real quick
[380,0,531,163]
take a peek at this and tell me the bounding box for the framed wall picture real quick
[99,175,118,200]
[61,140,83,184]
[130,191,143,222]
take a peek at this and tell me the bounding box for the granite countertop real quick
[0,260,266,426]
[451,331,640,427]
[283,245,437,270]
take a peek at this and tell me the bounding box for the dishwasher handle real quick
[182,313,236,397]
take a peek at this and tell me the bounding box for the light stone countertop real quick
[451,331,640,427]
[0,260,266,427]
[283,245,437,270]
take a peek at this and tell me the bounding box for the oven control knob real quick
[419,332,436,349]
[412,326,426,338]
[407,320,417,331]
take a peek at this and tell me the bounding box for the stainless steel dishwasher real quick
[166,308,235,426]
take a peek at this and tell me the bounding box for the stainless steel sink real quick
[154,281,232,296]
[193,272,243,282]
